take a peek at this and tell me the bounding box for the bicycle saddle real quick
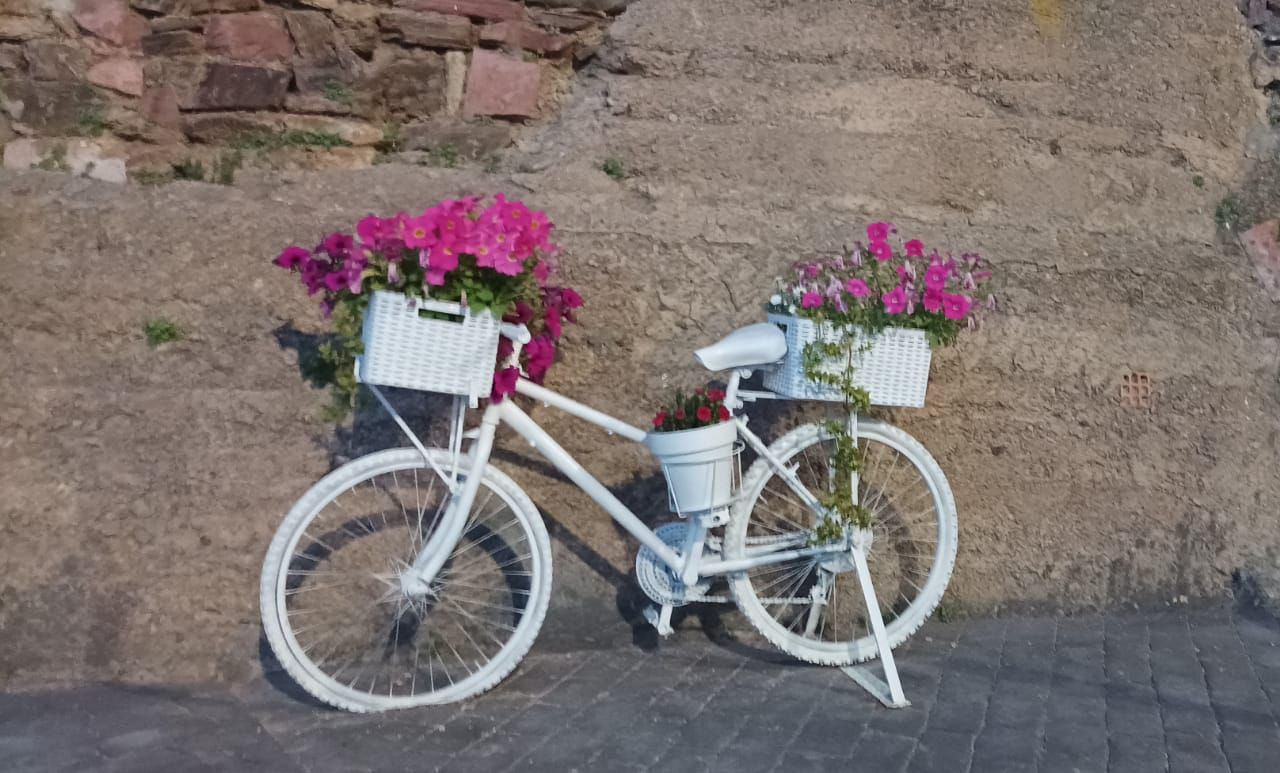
[694,323,788,371]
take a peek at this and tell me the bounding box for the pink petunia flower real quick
[505,301,534,324]
[545,306,563,338]
[322,233,354,257]
[905,239,925,258]
[924,263,949,291]
[866,222,893,242]
[942,293,972,321]
[803,263,821,279]
[561,288,584,309]
[490,366,520,402]
[274,245,310,270]
[847,278,871,298]
[403,214,436,249]
[923,289,943,313]
[801,292,823,309]
[525,336,557,382]
[882,286,908,315]
[493,248,525,277]
[869,240,893,262]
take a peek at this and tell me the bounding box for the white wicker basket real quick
[762,313,932,407]
[355,291,500,404]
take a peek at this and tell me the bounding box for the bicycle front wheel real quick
[726,420,957,666]
[260,448,552,712]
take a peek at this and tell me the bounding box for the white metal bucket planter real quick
[356,290,500,407]
[763,313,932,408]
[645,420,740,515]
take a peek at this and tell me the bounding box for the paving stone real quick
[1108,733,1167,773]
[0,611,1276,772]
[1165,730,1231,773]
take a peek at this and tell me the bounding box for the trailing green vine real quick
[768,223,996,544]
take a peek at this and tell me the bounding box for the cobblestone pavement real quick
[3,607,1279,773]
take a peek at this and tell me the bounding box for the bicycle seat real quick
[694,323,788,372]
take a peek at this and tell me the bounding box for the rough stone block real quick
[444,48,464,114]
[143,55,205,108]
[376,54,446,116]
[2,136,40,169]
[0,0,43,15]
[142,31,205,57]
[281,114,382,145]
[87,57,144,96]
[284,11,338,61]
[1242,220,1280,303]
[194,62,289,109]
[138,84,181,128]
[293,61,355,93]
[182,111,282,142]
[527,0,628,15]
[0,15,56,42]
[204,12,292,63]
[24,41,87,81]
[400,120,510,156]
[151,17,205,33]
[284,92,352,115]
[479,20,572,55]
[529,8,600,31]
[72,0,148,48]
[0,79,102,133]
[0,44,24,71]
[395,0,524,22]
[66,139,128,182]
[462,49,538,118]
[130,0,260,13]
[379,9,473,49]
[332,4,380,56]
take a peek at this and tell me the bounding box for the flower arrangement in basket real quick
[646,388,738,514]
[273,194,582,413]
[766,222,995,539]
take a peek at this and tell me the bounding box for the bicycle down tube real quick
[406,377,848,590]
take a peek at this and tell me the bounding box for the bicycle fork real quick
[399,407,502,597]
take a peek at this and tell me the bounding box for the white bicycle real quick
[260,320,957,712]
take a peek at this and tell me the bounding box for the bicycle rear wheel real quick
[725,420,956,666]
[260,448,552,712]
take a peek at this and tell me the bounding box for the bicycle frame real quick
[399,375,851,593]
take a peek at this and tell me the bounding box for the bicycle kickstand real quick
[643,603,675,637]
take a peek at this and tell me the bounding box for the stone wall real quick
[0,0,621,179]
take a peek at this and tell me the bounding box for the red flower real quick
[718,406,731,421]
[674,409,686,421]
[694,387,705,396]
[652,412,667,428]
[696,406,712,423]
[708,389,726,402]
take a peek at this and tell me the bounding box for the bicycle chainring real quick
[636,522,713,607]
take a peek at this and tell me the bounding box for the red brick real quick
[462,48,538,118]
[72,0,147,48]
[204,11,292,63]
[396,0,524,22]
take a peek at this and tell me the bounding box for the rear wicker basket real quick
[762,313,932,407]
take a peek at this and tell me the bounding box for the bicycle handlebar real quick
[499,323,531,344]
